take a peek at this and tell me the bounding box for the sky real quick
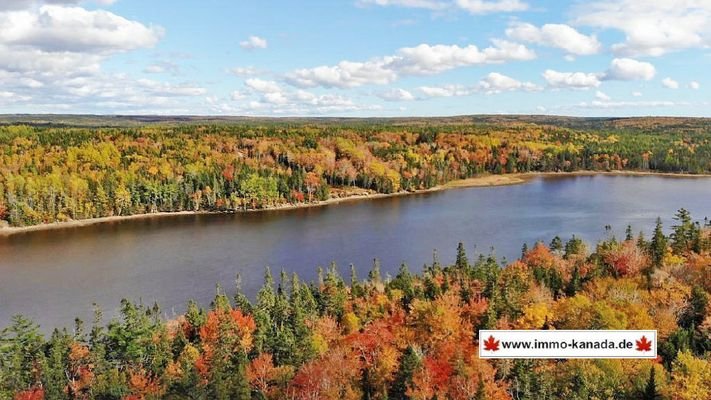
[0,0,709,117]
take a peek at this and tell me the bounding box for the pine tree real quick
[388,346,421,399]
[642,367,660,400]
[671,208,693,253]
[455,241,469,269]
[650,218,667,268]
[549,236,563,253]
[625,224,634,241]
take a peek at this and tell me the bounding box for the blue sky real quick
[0,0,709,116]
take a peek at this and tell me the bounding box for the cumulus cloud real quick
[239,35,268,50]
[245,78,281,93]
[377,88,415,101]
[574,0,711,56]
[689,81,700,89]
[286,40,535,88]
[478,72,539,93]
[543,70,602,89]
[662,77,679,89]
[603,58,655,81]
[220,78,380,115]
[505,22,601,55]
[417,72,539,97]
[0,3,215,114]
[0,5,162,53]
[542,58,655,90]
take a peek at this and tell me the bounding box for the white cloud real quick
[455,0,528,14]
[377,88,415,101]
[418,72,539,97]
[543,70,602,89]
[575,0,711,57]
[286,40,535,88]
[239,35,268,50]
[245,78,281,93]
[357,0,528,13]
[418,84,470,97]
[595,90,610,101]
[230,66,260,76]
[394,40,535,75]
[603,58,655,81]
[215,79,381,115]
[0,5,162,53]
[632,91,642,97]
[478,72,540,93]
[542,58,655,90]
[287,60,397,88]
[0,2,176,114]
[505,22,601,55]
[662,77,679,89]
[689,81,700,89]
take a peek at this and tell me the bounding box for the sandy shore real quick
[2,170,710,236]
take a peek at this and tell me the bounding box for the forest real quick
[2,116,711,227]
[2,209,711,399]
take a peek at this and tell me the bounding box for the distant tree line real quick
[2,122,711,227]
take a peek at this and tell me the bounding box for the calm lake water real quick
[1,175,711,330]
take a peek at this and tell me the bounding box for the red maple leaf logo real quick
[636,336,652,352]
[483,335,500,351]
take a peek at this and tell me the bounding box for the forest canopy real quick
[2,117,711,228]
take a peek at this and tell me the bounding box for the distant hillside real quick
[1,114,711,132]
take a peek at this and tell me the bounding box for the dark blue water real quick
[1,175,710,330]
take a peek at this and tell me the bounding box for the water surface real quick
[1,175,710,330]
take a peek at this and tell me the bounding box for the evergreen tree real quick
[642,367,660,400]
[455,241,469,269]
[650,218,667,268]
[388,346,421,399]
[625,224,634,241]
[549,236,563,253]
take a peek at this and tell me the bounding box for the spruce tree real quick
[642,367,660,400]
[650,218,667,268]
[456,241,469,269]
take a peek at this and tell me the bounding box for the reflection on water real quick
[1,175,710,330]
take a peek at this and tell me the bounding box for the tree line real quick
[2,121,711,227]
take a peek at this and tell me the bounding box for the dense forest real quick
[2,209,711,399]
[2,117,711,227]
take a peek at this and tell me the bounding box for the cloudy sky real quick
[0,0,709,116]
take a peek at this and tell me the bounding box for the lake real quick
[1,174,710,330]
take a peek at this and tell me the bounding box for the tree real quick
[642,366,660,400]
[455,242,469,269]
[651,218,667,267]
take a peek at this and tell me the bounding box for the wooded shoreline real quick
[2,170,710,237]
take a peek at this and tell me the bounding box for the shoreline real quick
[2,170,710,237]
